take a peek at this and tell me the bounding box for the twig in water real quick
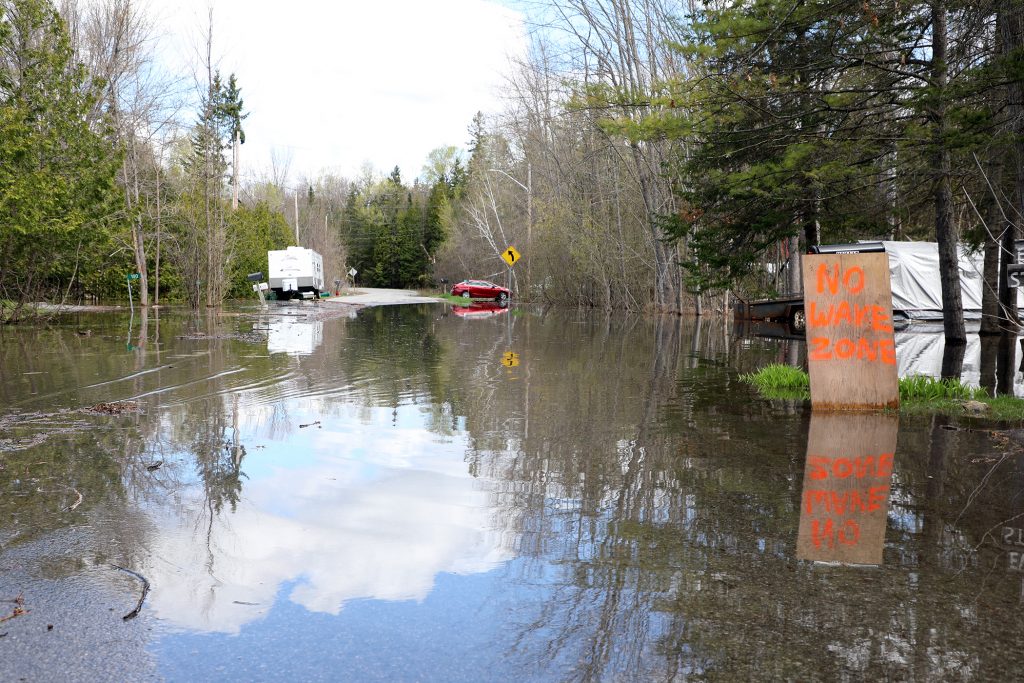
[111,565,150,620]
[65,488,83,512]
[0,595,27,623]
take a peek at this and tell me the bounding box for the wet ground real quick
[2,302,1024,681]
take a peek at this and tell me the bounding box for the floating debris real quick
[145,461,163,472]
[64,488,83,511]
[0,595,27,624]
[299,421,321,429]
[84,402,142,415]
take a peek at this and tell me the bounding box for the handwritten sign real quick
[797,413,898,565]
[801,253,899,410]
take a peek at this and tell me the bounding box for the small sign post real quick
[126,273,140,308]
[801,252,899,410]
[501,351,519,368]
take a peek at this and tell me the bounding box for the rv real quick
[268,247,324,300]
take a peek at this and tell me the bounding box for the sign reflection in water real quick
[797,413,899,565]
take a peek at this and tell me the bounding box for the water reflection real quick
[145,404,508,634]
[265,316,323,355]
[796,413,898,565]
[5,307,1024,680]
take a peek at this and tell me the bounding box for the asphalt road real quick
[325,288,444,306]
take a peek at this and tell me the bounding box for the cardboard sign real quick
[796,412,898,565]
[801,252,899,410]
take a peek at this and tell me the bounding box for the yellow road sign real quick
[501,351,520,368]
[501,246,521,267]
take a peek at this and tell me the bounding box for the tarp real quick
[883,241,987,320]
[895,329,1024,395]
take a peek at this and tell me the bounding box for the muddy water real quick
[1,304,1023,681]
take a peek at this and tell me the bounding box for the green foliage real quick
[899,374,987,402]
[740,366,1024,418]
[225,202,293,298]
[342,166,456,289]
[0,0,121,310]
[631,0,1000,294]
[739,364,810,400]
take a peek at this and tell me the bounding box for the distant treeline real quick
[3,0,1023,334]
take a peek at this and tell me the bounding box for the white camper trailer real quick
[268,247,324,300]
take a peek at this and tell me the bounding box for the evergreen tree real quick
[0,0,121,316]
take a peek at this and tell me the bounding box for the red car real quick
[451,302,510,319]
[451,279,510,302]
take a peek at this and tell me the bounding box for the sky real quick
[148,0,528,184]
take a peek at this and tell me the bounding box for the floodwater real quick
[2,303,1024,681]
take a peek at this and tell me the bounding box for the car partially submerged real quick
[451,279,510,302]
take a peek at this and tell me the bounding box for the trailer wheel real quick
[790,308,806,333]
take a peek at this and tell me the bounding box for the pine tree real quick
[0,0,120,315]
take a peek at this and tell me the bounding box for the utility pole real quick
[232,129,240,210]
[526,162,532,296]
[294,192,299,244]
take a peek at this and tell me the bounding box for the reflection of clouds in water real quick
[146,407,510,634]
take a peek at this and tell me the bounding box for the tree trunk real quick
[980,157,1004,335]
[787,234,801,295]
[932,2,967,345]
[1000,0,1024,331]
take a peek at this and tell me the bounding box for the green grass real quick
[898,374,986,402]
[739,364,810,400]
[438,293,475,305]
[740,364,1024,420]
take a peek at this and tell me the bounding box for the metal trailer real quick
[268,247,324,300]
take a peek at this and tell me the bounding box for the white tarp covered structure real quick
[883,241,988,320]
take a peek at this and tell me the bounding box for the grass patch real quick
[898,374,986,402]
[438,293,474,305]
[740,365,1024,420]
[739,364,810,401]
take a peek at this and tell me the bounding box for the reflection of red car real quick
[452,302,510,319]
[451,279,510,302]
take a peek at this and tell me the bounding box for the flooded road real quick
[2,303,1024,681]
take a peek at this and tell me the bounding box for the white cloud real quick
[143,406,512,634]
[146,0,527,182]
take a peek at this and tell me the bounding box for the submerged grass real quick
[741,364,1024,420]
[739,364,810,401]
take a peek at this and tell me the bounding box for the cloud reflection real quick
[146,407,510,634]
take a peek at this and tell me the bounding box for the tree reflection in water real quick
[3,306,1024,679]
